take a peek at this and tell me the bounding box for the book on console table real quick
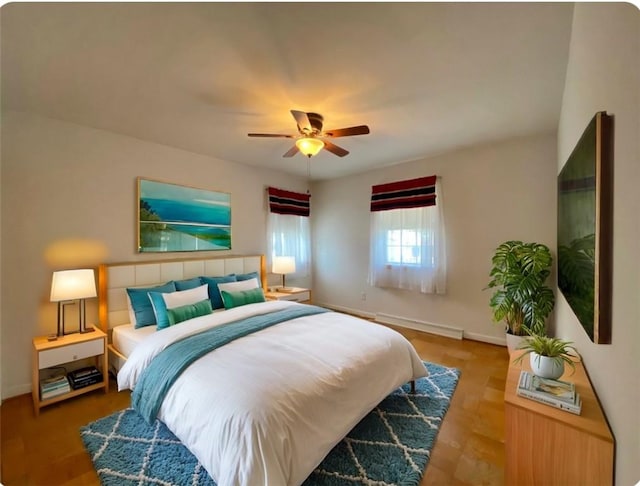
[517,370,582,415]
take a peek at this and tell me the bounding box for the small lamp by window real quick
[272,256,296,291]
[50,269,97,336]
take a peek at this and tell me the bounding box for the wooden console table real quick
[504,351,614,485]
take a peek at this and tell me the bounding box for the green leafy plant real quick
[513,334,578,374]
[486,241,555,336]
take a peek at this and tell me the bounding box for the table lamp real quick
[272,256,296,291]
[50,269,97,335]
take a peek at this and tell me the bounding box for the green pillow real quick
[221,287,266,309]
[167,299,213,326]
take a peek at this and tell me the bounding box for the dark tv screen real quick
[557,111,612,344]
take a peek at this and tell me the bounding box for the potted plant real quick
[486,240,555,353]
[513,334,578,379]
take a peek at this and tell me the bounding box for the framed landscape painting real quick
[557,112,613,344]
[138,178,231,252]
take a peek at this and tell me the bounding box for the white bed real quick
[111,308,226,359]
[111,323,156,358]
[99,255,428,486]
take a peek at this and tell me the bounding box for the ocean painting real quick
[138,178,231,252]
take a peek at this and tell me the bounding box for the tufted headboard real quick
[98,254,266,334]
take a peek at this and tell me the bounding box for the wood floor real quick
[1,326,508,485]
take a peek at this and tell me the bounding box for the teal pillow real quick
[201,275,237,309]
[167,299,213,326]
[148,291,170,329]
[236,271,260,282]
[174,277,202,291]
[221,287,266,309]
[127,282,176,328]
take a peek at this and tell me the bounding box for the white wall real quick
[0,111,310,398]
[312,133,557,342]
[557,4,639,485]
[0,114,3,466]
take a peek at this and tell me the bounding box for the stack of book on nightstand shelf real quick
[40,373,71,400]
[517,370,582,415]
[68,366,103,390]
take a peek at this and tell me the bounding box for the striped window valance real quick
[268,187,310,217]
[370,175,437,212]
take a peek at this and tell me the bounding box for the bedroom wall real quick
[0,123,3,415]
[311,133,557,343]
[556,3,639,485]
[0,111,310,399]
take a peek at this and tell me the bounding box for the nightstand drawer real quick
[39,338,104,369]
[277,291,310,302]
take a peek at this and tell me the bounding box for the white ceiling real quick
[1,2,574,180]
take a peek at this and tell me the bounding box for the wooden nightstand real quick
[265,287,312,304]
[32,328,108,415]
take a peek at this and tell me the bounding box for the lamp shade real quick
[50,269,97,302]
[272,256,296,275]
[295,137,324,157]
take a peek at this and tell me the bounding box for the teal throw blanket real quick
[132,305,329,424]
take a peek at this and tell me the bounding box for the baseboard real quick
[317,302,376,320]
[3,383,31,400]
[319,304,506,346]
[463,331,507,347]
[375,312,464,340]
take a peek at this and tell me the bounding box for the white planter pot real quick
[529,353,565,379]
[505,333,526,355]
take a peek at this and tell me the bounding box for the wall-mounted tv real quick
[557,111,613,344]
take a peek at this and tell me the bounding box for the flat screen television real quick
[557,111,613,344]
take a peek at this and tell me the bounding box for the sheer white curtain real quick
[267,212,311,278]
[369,179,446,294]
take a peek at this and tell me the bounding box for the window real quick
[266,187,311,278]
[369,177,446,294]
[267,212,311,277]
[386,214,435,267]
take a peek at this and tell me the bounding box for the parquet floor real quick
[396,327,509,486]
[0,325,508,485]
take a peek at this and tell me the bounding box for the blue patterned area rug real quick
[81,362,460,486]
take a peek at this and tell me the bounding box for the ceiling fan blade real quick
[248,133,294,138]
[291,110,312,132]
[283,145,299,158]
[324,125,370,138]
[323,140,349,157]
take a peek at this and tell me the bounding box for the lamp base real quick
[80,326,95,334]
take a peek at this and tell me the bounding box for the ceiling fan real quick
[248,110,370,158]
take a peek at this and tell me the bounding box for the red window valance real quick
[370,175,437,212]
[268,187,310,217]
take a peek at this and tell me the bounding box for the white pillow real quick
[149,284,211,330]
[217,277,259,294]
[162,283,209,309]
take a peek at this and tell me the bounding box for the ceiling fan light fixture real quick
[296,137,324,157]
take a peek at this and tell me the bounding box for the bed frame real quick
[98,254,267,373]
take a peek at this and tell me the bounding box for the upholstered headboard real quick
[98,254,266,333]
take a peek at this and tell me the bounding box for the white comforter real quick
[118,301,427,486]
